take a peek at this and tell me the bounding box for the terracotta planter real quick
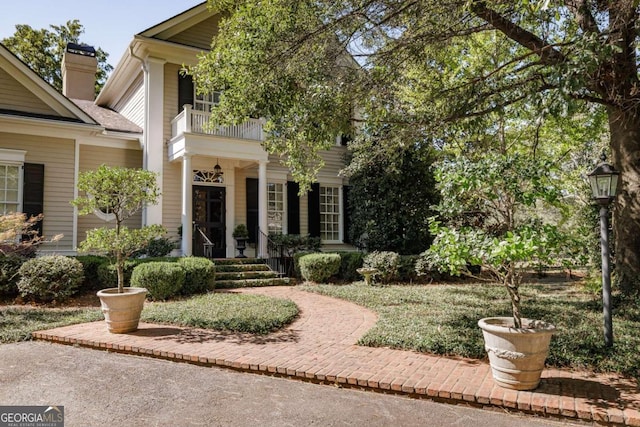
[96,287,147,334]
[478,317,555,390]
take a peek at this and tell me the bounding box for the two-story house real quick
[0,2,352,259]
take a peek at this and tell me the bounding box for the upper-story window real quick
[193,90,221,112]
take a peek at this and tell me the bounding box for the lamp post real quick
[587,152,620,348]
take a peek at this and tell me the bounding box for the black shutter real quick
[287,181,300,235]
[307,183,320,238]
[343,185,351,244]
[23,163,44,237]
[246,178,259,243]
[339,134,352,146]
[178,73,194,112]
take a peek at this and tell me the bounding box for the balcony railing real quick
[171,105,264,141]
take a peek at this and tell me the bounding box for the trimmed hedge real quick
[337,251,364,282]
[17,256,84,302]
[75,255,109,291]
[97,260,138,288]
[299,253,341,283]
[177,257,215,295]
[0,255,26,295]
[131,262,184,301]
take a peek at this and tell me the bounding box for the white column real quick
[258,160,268,258]
[181,154,192,256]
[144,56,166,226]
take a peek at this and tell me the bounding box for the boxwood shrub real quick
[75,255,109,291]
[0,255,26,296]
[336,251,364,282]
[177,257,215,295]
[363,251,400,284]
[97,260,138,288]
[299,253,341,283]
[131,262,184,301]
[17,255,84,302]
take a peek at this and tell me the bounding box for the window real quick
[268,182,285,234]
[0,164,21,215]
[320,185,340,241]
[193,90,221,112]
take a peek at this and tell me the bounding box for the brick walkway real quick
[34,286,640,426]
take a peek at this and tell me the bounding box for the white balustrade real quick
[172,105,264,141]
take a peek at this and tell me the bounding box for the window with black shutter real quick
[307,183,320,238]
[287,181,300,235]
[178,73,194,113]
[23,163,44,237]
[343,185,351,244]
[246,178,259,243]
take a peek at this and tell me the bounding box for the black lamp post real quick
[587,152,620,347]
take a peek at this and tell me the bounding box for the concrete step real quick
[215,270,280,281]
[215,277,290,289]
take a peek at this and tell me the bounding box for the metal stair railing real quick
[258,229,292,277]
[194,223,214,259]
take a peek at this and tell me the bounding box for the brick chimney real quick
[62,43,98,101]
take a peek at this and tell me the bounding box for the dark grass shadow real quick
[537,376,640,409]
[134,325,300,345]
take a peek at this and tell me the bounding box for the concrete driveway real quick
[0,342,576,427]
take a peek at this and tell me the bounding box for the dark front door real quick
[193,186,226,258]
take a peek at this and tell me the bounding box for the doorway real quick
[193,186,226,258]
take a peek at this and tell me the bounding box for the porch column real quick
[181,154,193,256]
[258,160,268,258]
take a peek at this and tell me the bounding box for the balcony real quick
[171,104,264,141]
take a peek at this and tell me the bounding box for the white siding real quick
[77,145,143,245]
[0,133,75,251]
[114,73,144,128]
[0,68,59,117]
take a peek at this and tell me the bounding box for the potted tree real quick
[72,165,165,333]
[232,224,249,258]
[421,153,585,390]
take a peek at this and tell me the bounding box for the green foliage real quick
[363,251,399,284]
[74,255,109,291]
[0,255,26,295]
[17,256,84,302]
[346,139,438,254]
[268,233,321,255]
[336,251,364,282]
[141,292,298,335]
[1,20,112,95]
[97,260,137,288]
[177,257,215,295]
[397,255,420,283]
[73,165,164,292]
[135,237,177,258]
[232,224,249,239]
[131,262,184,301]
[293,250,316,279]
[298,253,341,283]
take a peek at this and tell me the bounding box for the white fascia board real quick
[0,113,103,139]
[79,132,142,151]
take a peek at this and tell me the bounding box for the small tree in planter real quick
[419,153,586,389]
[72,165,165,333]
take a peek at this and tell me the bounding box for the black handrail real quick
[258,229,292,277]
[194,223,214,259]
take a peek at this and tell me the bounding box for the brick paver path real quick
[34,286,640,426]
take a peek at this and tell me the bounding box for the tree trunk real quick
[607,106,640,295]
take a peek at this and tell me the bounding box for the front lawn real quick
[0,291,299,341]
[301,282,640,379]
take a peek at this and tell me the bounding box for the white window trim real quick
[319,184,343,244]
[267,180,287,235]
[0,149,26,215]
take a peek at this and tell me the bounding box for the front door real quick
[193,186,226,258]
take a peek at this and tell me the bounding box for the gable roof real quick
[0,42,98,126]
[71,99,142,133]
[138,2,209,41]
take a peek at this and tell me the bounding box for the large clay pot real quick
[478,317,555,390]
[96,287,147,333]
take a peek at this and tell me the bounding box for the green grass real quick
[141,292,299,335]
[0,307,102,343]
[301,282,640,379]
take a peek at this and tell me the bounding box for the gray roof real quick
[71,99,142,134]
